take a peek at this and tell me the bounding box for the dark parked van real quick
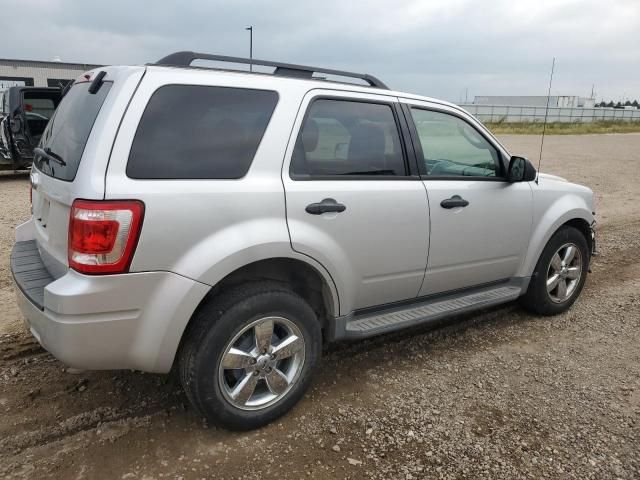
[0,87,61,171]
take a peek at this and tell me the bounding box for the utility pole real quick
[245,26,253,72]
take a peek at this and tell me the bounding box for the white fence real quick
[458,104,640,123]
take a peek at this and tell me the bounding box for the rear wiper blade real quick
[34,147,67,166]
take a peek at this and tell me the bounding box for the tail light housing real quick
[68,199,144,274]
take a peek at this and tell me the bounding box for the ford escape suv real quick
[11,52,596,430]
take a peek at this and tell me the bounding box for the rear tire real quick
[179,282,321,430]
[521,225,589,316]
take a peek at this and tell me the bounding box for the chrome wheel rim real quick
[218,316,305,411]
[546,242,583,303]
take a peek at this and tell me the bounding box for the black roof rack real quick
[155,51,389,90]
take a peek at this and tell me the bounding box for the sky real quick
[3,0,639,102]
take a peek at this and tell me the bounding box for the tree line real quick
[595,100,639,108]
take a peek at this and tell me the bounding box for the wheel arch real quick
[201,257,339,323]
[167,256,339,371]
[519,199,594,278]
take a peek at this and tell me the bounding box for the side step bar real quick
[331,281,525,340]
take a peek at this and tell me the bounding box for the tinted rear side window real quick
[127,85,278,179]
[34,82,112,181]
[290,99,406,178]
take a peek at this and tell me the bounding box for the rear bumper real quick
[12,241,209,373]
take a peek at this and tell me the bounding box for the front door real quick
[404,103,533,296]
[283,91,430,314]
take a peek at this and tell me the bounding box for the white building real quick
[472,95,595,108]
[0,58,101,89]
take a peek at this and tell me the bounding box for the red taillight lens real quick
[70,219,119,253]
[68,199,144,274]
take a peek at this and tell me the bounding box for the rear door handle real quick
[440,195,469,209]
[305,198,346,215]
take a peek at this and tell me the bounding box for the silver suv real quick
[11,52,596,430]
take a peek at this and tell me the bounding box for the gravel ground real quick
[0,134,638,479]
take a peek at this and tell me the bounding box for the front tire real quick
[179,282,322,430]
[521,225,589,316]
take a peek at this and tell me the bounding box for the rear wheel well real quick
[196,258,334,332]
[563,218,592,254]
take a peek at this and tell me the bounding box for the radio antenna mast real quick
[536,57,556,184]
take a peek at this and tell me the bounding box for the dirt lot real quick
[1,134,638,480]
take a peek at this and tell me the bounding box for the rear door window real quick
[126,85,278,179]
[290,99,407,178]
[34,82,112,181]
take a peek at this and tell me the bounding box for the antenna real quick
[536,57,556,184]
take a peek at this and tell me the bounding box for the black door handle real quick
[440,195,469,209]
[305,198,347,215]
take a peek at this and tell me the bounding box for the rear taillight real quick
[68,199,144,274]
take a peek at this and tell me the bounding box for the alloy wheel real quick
[546,242,583,303]
[218,316,306,410]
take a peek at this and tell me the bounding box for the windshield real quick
[34,81,112,181]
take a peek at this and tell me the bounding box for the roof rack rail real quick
[155,51,389,90]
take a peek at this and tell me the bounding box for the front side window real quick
[127,85,278,179]
[410,108,501,178]
[291,99,406,177]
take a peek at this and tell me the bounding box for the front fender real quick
[519,193,594,277]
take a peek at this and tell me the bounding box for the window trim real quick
[125,84,280,181]
[289,95,419,181]
[402,103,508,181]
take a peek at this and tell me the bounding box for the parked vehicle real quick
[0,87,62,171]
[11,53,596,430]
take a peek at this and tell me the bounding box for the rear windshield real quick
[34,81,112,181]
[126,85,278,179]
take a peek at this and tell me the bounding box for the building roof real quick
[0,57,101,69]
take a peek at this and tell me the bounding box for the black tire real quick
[179,282,321,430]
[520,225,589,316]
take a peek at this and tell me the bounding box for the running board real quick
[331,282,524,340]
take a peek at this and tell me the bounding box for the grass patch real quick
[484,121,640,135]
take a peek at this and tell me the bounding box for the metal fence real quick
[458,104,640,123]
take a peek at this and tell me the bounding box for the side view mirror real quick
[508,156,537,182]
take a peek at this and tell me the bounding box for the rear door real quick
[283,90,430,314]
[402,101,533,296]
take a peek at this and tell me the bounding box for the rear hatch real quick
[30,66,145,278]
